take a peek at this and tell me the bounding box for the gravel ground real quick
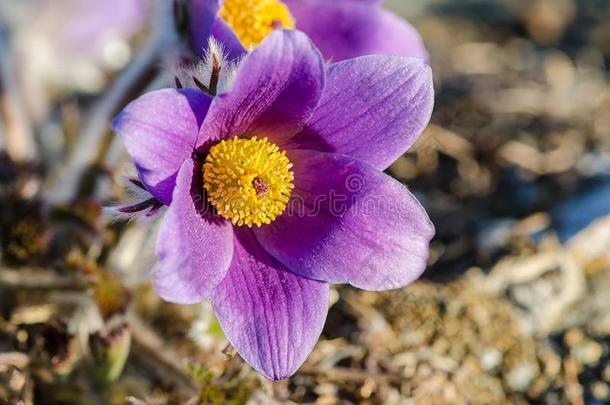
[1,0,610,404]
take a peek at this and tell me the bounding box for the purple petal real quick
[60,0,149,54]
[255,150,434,291]
[188,0,246,61]
[196,30,324,150]
[187,0,220,54]
[112,89,212,204]
[154,158,233,303]
[209,17,246,60]
[282,56,433,170]
[286,0,382,2]
[284,0,383,8]
[212,228,329,380]
[285,0,428,62]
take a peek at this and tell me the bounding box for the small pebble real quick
[603,365,610,382]
[507,364,539,392]
[572,340,603,365]
[592,382,610,401]
[480,348,503,371]
[315,383,337,397]
[416,363,433,379]
[9,368,26,392]
[564,328,585,348]
[539,349,561,378]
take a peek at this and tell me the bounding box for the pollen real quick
[219,0,295,49]
[203,137,294,227]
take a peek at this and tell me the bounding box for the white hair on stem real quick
[173,37,242,95]
[103,177,165,223]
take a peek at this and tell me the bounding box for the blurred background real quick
[1,0,610,403]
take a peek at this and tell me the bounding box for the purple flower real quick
[186,0,428,62]
[59,0,149,55]
[113,30,434,380]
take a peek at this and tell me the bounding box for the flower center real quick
[203,137,294,227]
[219,0,296,49]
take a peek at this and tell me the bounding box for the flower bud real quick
[89,322,131,385]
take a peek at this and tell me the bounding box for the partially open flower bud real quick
[89,321,131,385]
[42,319,79,377]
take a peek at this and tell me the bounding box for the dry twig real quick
[0,267,87,289]
[127,313,199,396]
[298,365,403,383]
[52,0,177,204]
[0,17,37,161]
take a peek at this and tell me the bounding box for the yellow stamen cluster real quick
[219,0,295,49]
[203,137,294,227]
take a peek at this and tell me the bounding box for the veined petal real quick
[112,89,212,204]
[61,0,148,52]
[187,0,220,54]
[283,56,433,170]
[196,29,324,150]
[212,228,329,380]
[189,0,246,61]
[209,17,247,60]
[284,0,428,62]
[255,150,434,291]
[154,158,233,303]
[286,0,382,4]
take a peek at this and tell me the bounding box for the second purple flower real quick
[186,0,429,62]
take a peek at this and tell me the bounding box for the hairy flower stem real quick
[191,53,222,96]
[192,76,211,94]
[118,198,163,214]
[209,54,221,95]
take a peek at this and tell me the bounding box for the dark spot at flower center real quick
[252,177,269,196]
[271,19,284,29]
